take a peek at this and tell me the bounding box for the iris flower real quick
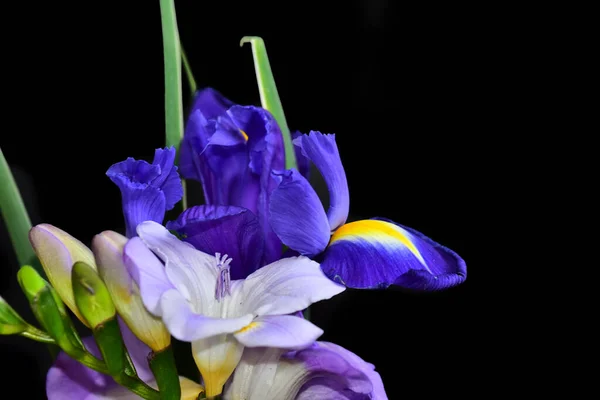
[224,342,387,399]
[46,319,203,400]
[123,221,345,397]
[178,88,308,267]
[107,147,183,238]
[269,131,467,290]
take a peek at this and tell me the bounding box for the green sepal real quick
[72,261,116,329]
[149,346,181,400]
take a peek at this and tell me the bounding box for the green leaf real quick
[0,148,38,270]
[240,36,297,171]
[149,345,181,400]
[159,0,186,211]
[181,45,197,96]
[72,261,116,329]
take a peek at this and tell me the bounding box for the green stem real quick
[149,346,181,400]
[0,148,37,268]
[159,0,186,210]
[93,318,160,399]
[181,46,197,95]
[240,37,297,170]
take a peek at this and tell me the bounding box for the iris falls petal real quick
[321,218,467,290]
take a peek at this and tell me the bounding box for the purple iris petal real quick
[269,169,331,256]
[191,87,234,120]
[166,205,264,279]
[294,132,349,230]
[321,218,467,290]
[180,93,286,265]
[292,130,311,179]
[227,105,285,265]
[107,147,183,238]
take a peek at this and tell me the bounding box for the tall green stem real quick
[159,0,186,210]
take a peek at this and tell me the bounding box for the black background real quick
[1,1,497,397]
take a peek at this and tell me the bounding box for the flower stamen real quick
[214,252,233,301]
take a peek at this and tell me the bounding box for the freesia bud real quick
[72,261,116,329]
[92,231,170,351]
[29,224,97,326]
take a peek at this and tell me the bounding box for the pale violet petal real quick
[159,289,252,342]
[136,221,218,315]
[123,237,174,316]
[239,256,345,316]
[234,315,323,350]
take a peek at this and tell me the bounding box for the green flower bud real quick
[72,261,116,329]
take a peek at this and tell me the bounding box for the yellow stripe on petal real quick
[330,220,427,268]
[235,321,259,334]
[239,129,249,141]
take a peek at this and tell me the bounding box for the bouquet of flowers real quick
[0,2,466,399]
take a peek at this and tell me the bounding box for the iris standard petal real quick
[191,87,235,120]
[292,130,311,179]
[321,218,466,290]
[179,109,214,193]
[234,315,323,350]
[227,105,285,264]
[240,256,345,317]
[166,205,264,279]
[294,132,349,230]
[159,289,253,342]
[29,224,96,326]
[123,237,174,316]
[269,169,331,256]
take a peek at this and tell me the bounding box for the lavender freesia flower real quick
[107,147,183,238]
[46,320,203,400]
[123,221,345,397]
[177,88,308,267]
[224,342,387,399]
[269,131,467,290]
